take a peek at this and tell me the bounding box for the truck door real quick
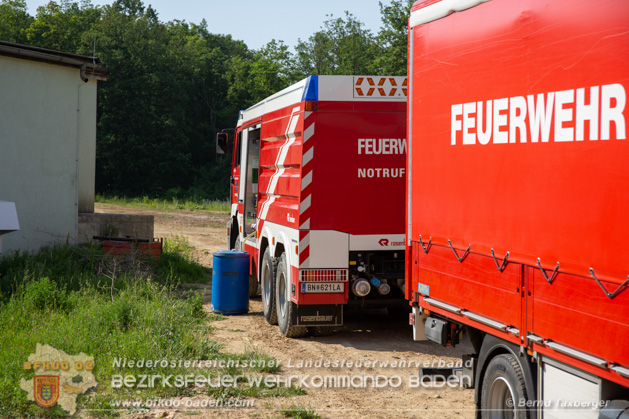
[231,131,242,205]
[238,125,261,237]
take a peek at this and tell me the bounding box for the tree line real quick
[0,0,412,200]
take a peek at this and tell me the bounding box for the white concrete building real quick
[0,41,108,253]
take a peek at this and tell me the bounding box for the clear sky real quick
[25,0,394,50]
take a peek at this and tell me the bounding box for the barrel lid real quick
[213,250,249,259]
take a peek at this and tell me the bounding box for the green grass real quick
[280,404,319,419]
[0,243,215,417]
[96,194,230,213]
[161,235,211,284]
[0,241,290,417]
[0,237,209,297]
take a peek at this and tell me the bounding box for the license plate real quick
[301,283,344,293]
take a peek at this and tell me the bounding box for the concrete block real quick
[78,212,154,242]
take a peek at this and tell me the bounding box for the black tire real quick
[275,253,307,338]
[260,248,277,324]
[480,354,529,419]
[248,274,258,298]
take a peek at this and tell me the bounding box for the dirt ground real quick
[95,204,476,419]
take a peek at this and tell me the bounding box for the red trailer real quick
[406,0,629,416]
[217,75,407,337]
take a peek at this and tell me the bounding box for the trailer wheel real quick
[275,253,307,338]
[260,248,277,324]
[481,354,529,419]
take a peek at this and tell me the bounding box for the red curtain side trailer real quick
[406,0,629,417]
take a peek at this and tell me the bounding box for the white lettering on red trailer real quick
[357,168,406,178]
[451,83,626,145]
[358,138,407,154]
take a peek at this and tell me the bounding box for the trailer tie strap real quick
[419,235,432,254]
[491,249,510,272]
[448,240,471,263]
[537,258,560,284]
[589,268,629,299]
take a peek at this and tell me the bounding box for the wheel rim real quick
[487,376,516,419]
[262,262,270,308]
[278,270,287,319]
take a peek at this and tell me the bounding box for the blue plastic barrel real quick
[211,250,250,315]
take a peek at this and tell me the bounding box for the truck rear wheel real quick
[260,248,277,325]
[481,353,529,419]
[275,253,307,338]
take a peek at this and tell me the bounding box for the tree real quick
[25,0,101,54]
[93,4,250,198]
[294,12,376,77]
[226,39,297,108]
[0,0,34,43]
[374,0,413,75]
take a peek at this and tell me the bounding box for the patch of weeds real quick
[281,404,319,419]
[159,235,209,284]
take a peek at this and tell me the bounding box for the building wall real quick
[77,72,97,213]
[0,55,97,253]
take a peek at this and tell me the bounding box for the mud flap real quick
[292,304,343,326]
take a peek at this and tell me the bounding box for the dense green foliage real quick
[0,0,412,199]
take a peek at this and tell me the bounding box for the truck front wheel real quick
[275,253,307,338]
[481,353,529,419]
[260,248,277,324]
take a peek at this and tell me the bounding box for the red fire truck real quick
[217,75,408,337]
[406,0,629,417]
